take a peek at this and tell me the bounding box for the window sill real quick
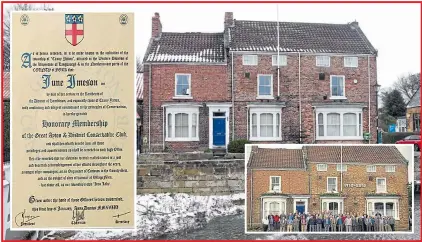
[249,137,282,141]
[316,136,364,141]
[256,96,275,100]
[344,66,358,68]
[166,138,200,142]
[329,96,347,100]
[173,96,193,100]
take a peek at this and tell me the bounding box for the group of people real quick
[262,211,397,232]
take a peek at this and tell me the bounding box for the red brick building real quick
[246,145,410,231]
[143,12,379,152]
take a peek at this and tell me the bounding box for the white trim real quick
[207,103,231,149]
[329,75,346,99]
[385,165,396,173]
[367,165,377,172]
[271,55,287,66]
[165,106,199,142]
[376,177,387,193]
[243,54,258,65]
[174,73,192,98]
[293,198,309,214]
[316,55,330,67]
[315,107,363,141]
[262,197,287,220]
[257,74,274,99]
[317,164,328,171]
[344,56,359,68]
[249,107,282,141]
[269,176,281,193]
[327,177,338,193]
[366,197,400,220]
[320,198,345,215]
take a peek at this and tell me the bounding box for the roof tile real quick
[248,147,305,169]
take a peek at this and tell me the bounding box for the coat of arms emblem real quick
[65,14,84,46]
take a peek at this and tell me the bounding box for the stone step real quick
[212,148,226,157]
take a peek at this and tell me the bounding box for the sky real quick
[6,2,420,89]
[245,144,414,183]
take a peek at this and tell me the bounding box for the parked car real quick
[395,135,421,151]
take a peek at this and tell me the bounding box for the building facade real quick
[247,145,410,231]
[406,87,420,132]
[143,12,379,153]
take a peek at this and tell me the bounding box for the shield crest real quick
[65,14,84,46]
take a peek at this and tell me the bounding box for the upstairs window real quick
[243,55,258,65]
[385,165,396,173]
[336,164,347,172]
[272,55,287,66]
[367,165,377,173]
[317,164,328,171]
[175,74,191,97]
[316,56,330,67]
[376,178,387,193]
[330,75,346,99]
[344,56,358,67]
[270,176,281,192]
[327,177,338,193]
[257,74,273,98]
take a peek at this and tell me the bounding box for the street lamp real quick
[375,83,381,143]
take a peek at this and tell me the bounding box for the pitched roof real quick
[3,72,10,100]
[305,146,408,164]
[144,32,226,63]
[407,86,420,108]
[248,147,305,169]
[229,20,376,54]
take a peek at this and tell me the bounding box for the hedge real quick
[382,132,419,144]
[3,101,10,161]
[228,139,250,153]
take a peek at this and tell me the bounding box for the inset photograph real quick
[245,144,414,234]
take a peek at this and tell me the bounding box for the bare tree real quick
[3,3,54,71]
[136,55,143,73]
[393,73,420,102]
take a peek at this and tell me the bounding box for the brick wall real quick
[142,64,229,152]
[246,169,309,226]
[137,158,244,195]
[231,53,378,144]
[309,163,409,230]
[406,107,420,132]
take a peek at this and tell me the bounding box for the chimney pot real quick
[152,12,162,39]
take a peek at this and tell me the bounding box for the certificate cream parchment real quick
[11,12,135,229]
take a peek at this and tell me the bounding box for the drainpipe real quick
[298,53,302,143]
[340,145,343,192]
[367,56,371,144]
[246,107,249,138]
[162,107,165,150]
[312,107,316,143]
[250,168,254,226]
[148,64,152,152]
[277,4,280,97]
[231,52,235,141]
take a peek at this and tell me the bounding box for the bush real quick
[3,101,10,162]
[382,132,419,144]
[228,139,250,153]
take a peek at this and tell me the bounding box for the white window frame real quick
[344,56,358,68]
[174,73,192,99]
[385,165,396,173]
[317,164,328,171]
[249,107,282,141]
[316,56,330,67]
[321,198,344,215]
[330,75,346,99]
[366,198,400,220]
[257,74,274,99]
[327,177,338,193]
[243,55,258,65]
[315,107,363,141]
[272,55,287,66]
[336,164,347,172]
[165,106,199,142]
[376,177,387,193]
[269,176,281,193]
[367,165,377,173]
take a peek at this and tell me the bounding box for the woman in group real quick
[301,214,307,232]
[262,216,269,231]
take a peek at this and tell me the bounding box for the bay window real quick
[249,107,282,141]
[166,106,199,141]
[366,198,399,220]
[262,197,287,219]
[315,107,363,140]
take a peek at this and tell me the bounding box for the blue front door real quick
[213,118,226,146]
[296,202,305,214]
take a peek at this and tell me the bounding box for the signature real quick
[14,209,40,226]
[72,208,85,222]
[112,211,130,218]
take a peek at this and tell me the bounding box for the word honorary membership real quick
[42,119,108,128]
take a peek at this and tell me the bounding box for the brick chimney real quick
[151,12,162,39]
[350,20,359,30]
[224,12,234,28]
